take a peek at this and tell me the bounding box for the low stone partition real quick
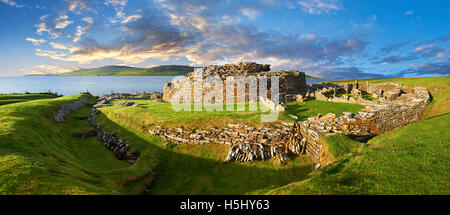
[94,92,162,108]
[54,95,89,122]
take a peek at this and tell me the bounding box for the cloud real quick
[298,0,340,14]
[26,65,83,75]
[55,15,74,29]
[35,22,61,38]
[39,14,49,21]
[121,14,142,23]
[0,0,23,8]
[412,44,446,57]
[105,0,129,24]
[405,10,414,15]
[402,60,450,76]
[317,67,391,80]
[380,41,411,54]
[239,7,260,20]
[32,0,367,73]
[49,42,69,50]
[373,55,417,64]
[105,0,127,6]
[73,17,94,43]
[26,37,46,46]
[67,0,94,13]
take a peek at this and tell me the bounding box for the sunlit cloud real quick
[26,37,46,46]
[50,42,69,50]
[121,14,142,23]
[73,17,94,43]
[55,15,73,29]
[35,22,61,38]
[26,65,83,75]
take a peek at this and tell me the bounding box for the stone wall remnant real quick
[54,95,89,122]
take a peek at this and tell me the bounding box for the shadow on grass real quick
[95,111,314,195]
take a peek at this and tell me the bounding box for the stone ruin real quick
[162,62,308,106]
[152,81,431,166]
[79,65,431,167]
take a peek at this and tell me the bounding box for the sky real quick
[0,0,449,80]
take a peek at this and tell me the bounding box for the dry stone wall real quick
[149,123,300,164]
[54,95,89,122]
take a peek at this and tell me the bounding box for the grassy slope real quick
[0,94,158,194]
[265,76,450,194]
[93,99,362,194]
[95,107,313,194]
[0,93,59,106]
[58,65,194,76]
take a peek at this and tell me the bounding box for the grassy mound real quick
[0,93,60,106]
[0,94,158,194]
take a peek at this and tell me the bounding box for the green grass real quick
[0,93,60,106]
[0,94,158,194]
[280,100,364,121]
[99,99,364,129]
[324,135,362,160]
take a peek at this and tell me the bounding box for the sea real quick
[0,76,324,96]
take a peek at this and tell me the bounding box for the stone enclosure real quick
[153,63,431,166]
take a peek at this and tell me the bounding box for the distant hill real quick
[305,75,323,80]
[26,65,322,79]
[59,65,195,76]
